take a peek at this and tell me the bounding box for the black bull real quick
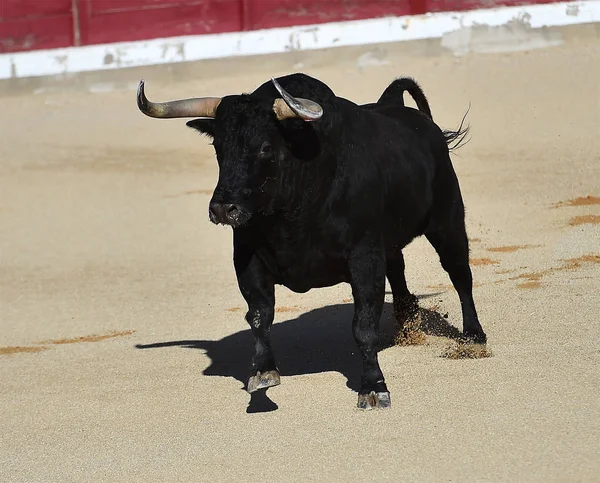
[136,73,487,410]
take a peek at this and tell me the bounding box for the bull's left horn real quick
[136,80,222,119]
[271,78,323,121]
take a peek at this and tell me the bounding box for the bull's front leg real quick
[349,240,390,410]
[234,243,280,393]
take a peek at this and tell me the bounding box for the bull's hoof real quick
[357,391,391,410]
[394,294,419,321]
[462,330,487,345]
[247,370,281,393]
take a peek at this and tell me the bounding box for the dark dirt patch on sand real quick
[487,245,539,253]
[553,195,600,208]
[568,215,600,226]
[0,346,48,356]
[38,330,135,345]
[276,306,302,313]
[470,258,499,266]
[511,254,599,287]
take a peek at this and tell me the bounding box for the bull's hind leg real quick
[234,244,280,393]
[425,223,486,343]
[387,251,419,325]
[349,240,390,409]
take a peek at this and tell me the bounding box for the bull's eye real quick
[258,142,273,158]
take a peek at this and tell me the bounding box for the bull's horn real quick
[271,78,323,121]
[136,80,222,119]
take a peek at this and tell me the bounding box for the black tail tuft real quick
[377,77,433,121]
[443,104,471,152]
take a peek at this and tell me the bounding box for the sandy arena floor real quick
[1,23,599,482]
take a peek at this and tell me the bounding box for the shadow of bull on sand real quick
[136,295,463,413]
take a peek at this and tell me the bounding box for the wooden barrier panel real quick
[0,0,74,52]
[78,0,242,46]
[242,0,414,30]
[0,0,560,54]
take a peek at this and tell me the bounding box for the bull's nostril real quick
[226,204,239,215]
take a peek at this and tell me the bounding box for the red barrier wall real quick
[0,0,558,54]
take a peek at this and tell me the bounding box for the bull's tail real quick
[442,104,471,152]
[378,77,471,152]
[377,77,433,121]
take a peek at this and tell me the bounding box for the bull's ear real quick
[186,119,214,138]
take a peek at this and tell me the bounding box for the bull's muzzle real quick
[209,202,248,227]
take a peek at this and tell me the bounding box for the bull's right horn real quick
[137,80,222,119]
[271,78,323,121]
